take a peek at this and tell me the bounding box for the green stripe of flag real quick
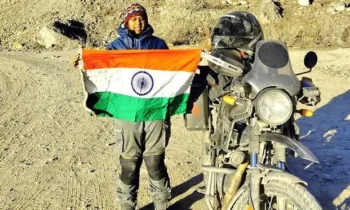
[86,92,190,122]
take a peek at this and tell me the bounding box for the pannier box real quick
[184,89,209,131]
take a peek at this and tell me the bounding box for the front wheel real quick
[230,180,322,210]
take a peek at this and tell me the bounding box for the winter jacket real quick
[107,24,168,50]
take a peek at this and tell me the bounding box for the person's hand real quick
[202,26,212,53]
[72,53,81,68]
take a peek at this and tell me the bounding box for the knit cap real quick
[121,3,148,25]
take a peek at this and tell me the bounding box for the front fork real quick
[248,121,287,210]
[248,121,261,210]
[275,142,286,170]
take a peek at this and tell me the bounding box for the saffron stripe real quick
[82,49,201,72]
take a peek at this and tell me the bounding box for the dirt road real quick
[0,48,349,210]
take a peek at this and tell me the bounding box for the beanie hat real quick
[121,3,148,25]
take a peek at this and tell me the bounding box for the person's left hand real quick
[72,54,81,68]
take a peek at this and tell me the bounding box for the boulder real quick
[258,0,283,24]
[36,24,82,49]
[36,26,57,48]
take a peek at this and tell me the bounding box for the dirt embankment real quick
[0,0,350,51]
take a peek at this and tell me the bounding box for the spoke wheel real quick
[230,180,322,210]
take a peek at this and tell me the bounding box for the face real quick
[127,15,146,35]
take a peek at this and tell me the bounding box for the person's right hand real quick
[202,26,212,53]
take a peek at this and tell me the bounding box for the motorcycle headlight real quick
[256,89,293,125]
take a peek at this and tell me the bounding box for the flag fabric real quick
[80,49,202,122]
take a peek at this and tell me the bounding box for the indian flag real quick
[80,49,202,122]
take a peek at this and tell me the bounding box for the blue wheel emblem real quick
[131,71,154,96]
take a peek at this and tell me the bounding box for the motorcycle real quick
[185,39,322,210]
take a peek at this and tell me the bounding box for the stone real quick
[327,7,336,14]
[323,174,333,181]
[239,0,248,5]
[12,42,23,50]
[298,0,310,6]
[36,24,82,49]
[258,0,283,24]
[335,156,342,160]
[36,26,57,48]
[333,2,346,11]
[312,2,323,8]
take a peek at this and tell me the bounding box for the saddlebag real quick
[184,67,210,131]
[184,89,209,130]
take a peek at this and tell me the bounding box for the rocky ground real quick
[0,47,349,210]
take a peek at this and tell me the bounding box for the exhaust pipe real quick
[222,162,248,210]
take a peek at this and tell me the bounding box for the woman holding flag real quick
[107,3,171,210]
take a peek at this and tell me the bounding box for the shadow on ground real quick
[289,90,350,209]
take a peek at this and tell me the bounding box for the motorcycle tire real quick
[230,180,322,210]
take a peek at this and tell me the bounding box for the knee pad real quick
[144,154,168,181]
[120,156,142,185]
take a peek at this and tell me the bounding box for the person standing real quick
[107,3,171,210]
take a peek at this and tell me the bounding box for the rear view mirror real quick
[304,51,318,69]
[296,51,318,76]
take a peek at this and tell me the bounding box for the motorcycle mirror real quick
[304,51,318,69]
[203,26,212,53]
[296,51,318,76]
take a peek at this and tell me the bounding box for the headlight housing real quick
[256,89,293,125]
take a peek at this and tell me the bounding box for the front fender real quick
[261,171,307,186]
[227,170,308,209]
[260,133,319,163]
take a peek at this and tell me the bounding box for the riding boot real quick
[116,179,137,210]
[149,177,171,210]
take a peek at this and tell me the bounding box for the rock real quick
[36,26,57,48]
[312,2,323,8]
[12,42,23,50]
[335,156,342,160]
[333,2,346,11]
[36,24,82,49]
[323,174,333,181]
[239,0,248,5]
[231,0,240,6]
[298,0,310,6]
[258,0,283,24]
[325,162,331,167]
[327,7,336,14]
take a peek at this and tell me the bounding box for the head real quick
[121,3,148,35]
[211,11,264,54]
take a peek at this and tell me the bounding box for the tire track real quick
[0,52,83,210]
